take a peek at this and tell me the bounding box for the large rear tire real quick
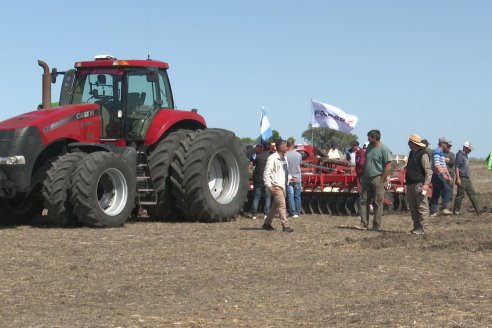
[42,152,87,226]
[170,128,249,222]
[70,151,136,227]
[144,130,191,220]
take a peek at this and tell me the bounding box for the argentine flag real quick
[260,107,272,142]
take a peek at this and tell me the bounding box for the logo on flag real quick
[260,107,272,142]
[311,100,358,133]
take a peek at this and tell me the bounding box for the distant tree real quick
[241,137,256,146]
[301,125,357,150]
[266,130,281,144]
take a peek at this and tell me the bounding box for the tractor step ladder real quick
[136,149,158,205]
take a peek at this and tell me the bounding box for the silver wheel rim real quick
[96,168,128,216]
[207,149,240,204]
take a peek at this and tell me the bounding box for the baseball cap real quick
[463,141,473,150]
[438,137,452,145]
[421,139,429,147]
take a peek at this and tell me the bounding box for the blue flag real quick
[260,107,272,142]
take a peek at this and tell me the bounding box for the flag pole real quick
[310,99,314,146]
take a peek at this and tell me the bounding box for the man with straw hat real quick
[405,134,432,234]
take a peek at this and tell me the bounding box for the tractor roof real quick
[75,59,169,69]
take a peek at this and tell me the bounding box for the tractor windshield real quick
[71,68,174,141]
[72,69,124,105]
[72,69,124,139]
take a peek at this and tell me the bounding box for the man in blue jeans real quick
[285,140,302,217]
[429,137,453,216]
[250,143,272,220]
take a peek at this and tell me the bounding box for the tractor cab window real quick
[125,70,167,140]
[73,69,124,139]
[72,69,123,106]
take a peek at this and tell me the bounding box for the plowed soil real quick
[0,163,490,327]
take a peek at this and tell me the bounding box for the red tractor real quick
[0,56,249,227]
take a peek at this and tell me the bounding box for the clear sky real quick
[1,0,491,157]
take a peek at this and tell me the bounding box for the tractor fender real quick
[67,142,137,183]
[144,109,206,146]
[67,142,114,153]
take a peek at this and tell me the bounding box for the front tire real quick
[170,128,249,222]
[42,152,87,226]
[0,193,43,225]
[70,151,136,227]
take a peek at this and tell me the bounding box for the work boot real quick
[411,227,425,235]
[282,226,294,233]
[441,208,452,215]
[262,223,275,231]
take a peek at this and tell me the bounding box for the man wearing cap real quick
[263,139,294,233]
[429,137,453,216]
[453,141,482,215]
[360,129,393,231]
[405,134,432,234]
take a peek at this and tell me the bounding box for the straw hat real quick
[408,134,426,147]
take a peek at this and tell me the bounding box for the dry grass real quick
[0,163,490,327]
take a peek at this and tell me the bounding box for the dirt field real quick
[0,163,491,327]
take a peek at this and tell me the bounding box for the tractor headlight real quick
[0,156,26,165]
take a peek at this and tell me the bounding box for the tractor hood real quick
[0,104,99,131]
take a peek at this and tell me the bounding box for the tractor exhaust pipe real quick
[37,60,51,109]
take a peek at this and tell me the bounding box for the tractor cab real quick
[60,57,174,142]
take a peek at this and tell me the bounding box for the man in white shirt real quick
[327,140,344,159]
[263,139,294,233]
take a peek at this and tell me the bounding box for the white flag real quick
[311,99,358,133]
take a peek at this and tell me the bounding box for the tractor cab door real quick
[125,69,172,141]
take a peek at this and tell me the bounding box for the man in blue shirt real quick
[453,141,483,215]
[429,137,452,216]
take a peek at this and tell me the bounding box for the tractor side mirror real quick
[146,71,159,83]
[51,68,58,83]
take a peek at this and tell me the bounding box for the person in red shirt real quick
[355,142,368,222]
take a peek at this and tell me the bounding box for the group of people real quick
[248,129,484,235]
[358,130,483,235]
[249,140,302,233]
